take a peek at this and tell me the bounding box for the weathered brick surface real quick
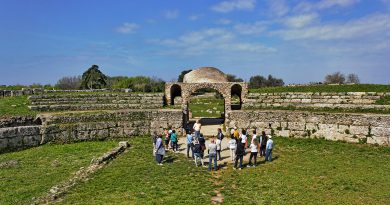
[226,110,390,146]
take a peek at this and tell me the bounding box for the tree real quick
[266,75,284,87]
[226,74,244,82]
[346,73,360,84]
[56,76,81,90]
[324,72,345,84]
[178,70,192,82]
[249,74,284,88]
[80,65,108,89]
[249,75,267,88]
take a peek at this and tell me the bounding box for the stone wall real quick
[28,93,164,111]
[226,110,390,146]
[0,109,183,153]
[244,92,390,111]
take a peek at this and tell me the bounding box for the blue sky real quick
[0,0,389,85]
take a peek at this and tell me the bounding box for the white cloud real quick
[150,28,275,56]
[234,21,267,35]
[294,0,359,12]
[189,14,203,21]
[211,0,256,13]
[116,23,139,34]
[216,19,232,25]
[268,0,289,17]
[274,13,390,40]
[164,10,179,19]
[284,13,318,28]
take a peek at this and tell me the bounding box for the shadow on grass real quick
[163,155,179,164]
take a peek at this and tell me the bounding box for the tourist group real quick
[153,120,274,171]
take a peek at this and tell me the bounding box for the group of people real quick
[153,120,274,171]
[227,128,274,170]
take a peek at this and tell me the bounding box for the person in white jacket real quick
[247,140,258,167]
[228,136,237,162]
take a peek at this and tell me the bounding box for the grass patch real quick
[60,137,215,204]
[189,95,224,118]
[2,137,389,204]
[0,96,37,117]
[220,137,390,204]
[249,84,390,93]
[376,96,390,105]
[0,140,118,205]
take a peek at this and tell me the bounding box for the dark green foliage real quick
[249,84,390,93]
[249,74,284,88]
[110,76,165,92]
[177,69,192,82]
[80,65,108,89]
[376,96,390,105]
[226,74,244,82]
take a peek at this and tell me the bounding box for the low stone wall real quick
[0,89,44,97]
[244,92,390,111]
[0,109,183,153]
[0,116,40,128]
[28,93,164,111]
[226,110,390,146]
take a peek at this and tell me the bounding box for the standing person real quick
[265,135,274,162]
[233,127,239,139]
[155,135,165,165]
[241,129,248,149]
[247,140,258,167]
[152,132,158,156]
[217,128,224,140]
[234,138,245,170]
[260,131,268,157]
[164,129,171,150]
[186,130,194,158]
[193,140,204,167]
[198,134,206,158]
[170,130,178,152]
[216,136,222,161]
[208,139,218,171]
[228,136,237,162]
[193,120,202,139]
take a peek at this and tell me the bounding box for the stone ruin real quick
[1,66,390,153]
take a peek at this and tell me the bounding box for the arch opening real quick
[170,84,182,105]
[187,88,225,126]
[231,84,242,110]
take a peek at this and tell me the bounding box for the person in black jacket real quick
[234,138,245,170]
[198,134,206,158]
[193,140,204,167]
[260,131,268,157]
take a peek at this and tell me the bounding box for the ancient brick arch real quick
[164,67,248,123]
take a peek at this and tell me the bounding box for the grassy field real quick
[1,137,389,204]
[189,95,225,118]
[0,140,118,205]
[0,96,37,117]
[249,84,390,93]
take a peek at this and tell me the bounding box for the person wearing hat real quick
[265,135,274,162]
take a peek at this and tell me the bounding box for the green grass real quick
[0,96,37,117]
[0,140,118,205]
[60,137,215,204]
[221,137,390,204]
[376,96,390,105]
[249,84,390,93]
[1,137,389,204]
[189,96,224,118]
